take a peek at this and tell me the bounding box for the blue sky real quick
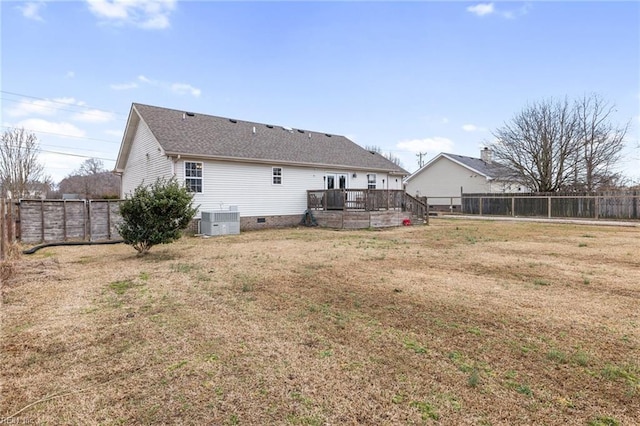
[2,0,639,184]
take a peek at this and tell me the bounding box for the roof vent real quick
[266,125,274,129]
[229,119,237,123]
[297,129,304,133]
[282,126,293,132]
[325,134,332,137]
[185,112,195,117]
[252,126,256,134]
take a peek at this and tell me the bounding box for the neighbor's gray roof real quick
[442,153,512,178]
[121,103,408,175]
[404,152,514,183]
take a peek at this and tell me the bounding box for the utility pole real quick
[416,152,427,168]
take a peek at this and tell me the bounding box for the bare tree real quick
[574,94,628,192]
[490,95,628,192]
[365,145,404,168]
[0,128,48,198]
[78,157,105,176]
[58,158,120,199]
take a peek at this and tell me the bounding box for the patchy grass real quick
[1,219,639,424]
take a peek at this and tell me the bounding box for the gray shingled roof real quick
[129,103,408,175]
[442,153,513,179]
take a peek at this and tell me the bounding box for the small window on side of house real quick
[185,161,203,193]
[367,173,376,189]
[273,167,282,185]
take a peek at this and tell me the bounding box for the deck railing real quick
[307,189,429,222]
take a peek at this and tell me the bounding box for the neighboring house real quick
[115,103,408,230]
[404,148,525,211]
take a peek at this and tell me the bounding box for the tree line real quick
[490,94,630,192]
[0,128,119,199]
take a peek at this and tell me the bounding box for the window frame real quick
[272,167,283,185]
[367,173,376,189]
[185,161,203,193]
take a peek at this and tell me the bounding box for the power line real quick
[0,125,121,144]
[38,149,115,162]
[1,143,115,161]
[1,97,127,122]
[0,90,128,119]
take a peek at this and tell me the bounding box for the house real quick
[403,148,525,211]
[114,103,410,230]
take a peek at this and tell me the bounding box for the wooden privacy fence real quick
[6,199,124,245]
[461,192,640,220]
[1,198,18,260]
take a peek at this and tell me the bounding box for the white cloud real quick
[7,98,80,117]
[105,129,123,138]
[86,0,177,30]
[501,3,532,19]
[133,74,202,97]
[467,2,531,19]
[15,118,86,138]
[18,2,45,21]
[110,82,139,90]
[467,3,494,17]
[72,109,116,123]
[462,124,487,132]
[397,137,454,154]
[171,83,201,97]
[140,14,170,30]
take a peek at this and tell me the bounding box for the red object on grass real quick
[402,218,412,226]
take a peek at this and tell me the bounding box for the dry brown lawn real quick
[1,219,639,425]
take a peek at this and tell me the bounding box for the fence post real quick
[479,197,483,216]
[87,200,92,242]
[1,199,5,261]
[547,196,552,218]
[9,201,15,242]
[40,199,45,242]
[594,196,599,220]
[511,196,515,217]
[107,201,112,239]
[63,200,68,241]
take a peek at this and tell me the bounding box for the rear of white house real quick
[115,103,408,230]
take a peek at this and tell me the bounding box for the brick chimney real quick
[481,147,492,164]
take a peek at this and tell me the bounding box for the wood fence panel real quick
[462,192,639,221]
[20,201,45,244]
[43,201,65,242]
[65,201,87,240]
[17,199,123,244]
[89,200,123,241]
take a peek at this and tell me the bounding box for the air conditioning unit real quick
[200,208,240,236]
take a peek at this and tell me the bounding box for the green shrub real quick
[118,178,198,255]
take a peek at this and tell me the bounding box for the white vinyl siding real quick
[173,160,401,218]
[121,120,172,197]
[404,156,491,199]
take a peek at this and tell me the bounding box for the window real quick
[367,173,376,189]
[272,167,282,185]
[185,161,203,193]
[338,174,347,189]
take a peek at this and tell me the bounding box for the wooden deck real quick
[306,189,429,228]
